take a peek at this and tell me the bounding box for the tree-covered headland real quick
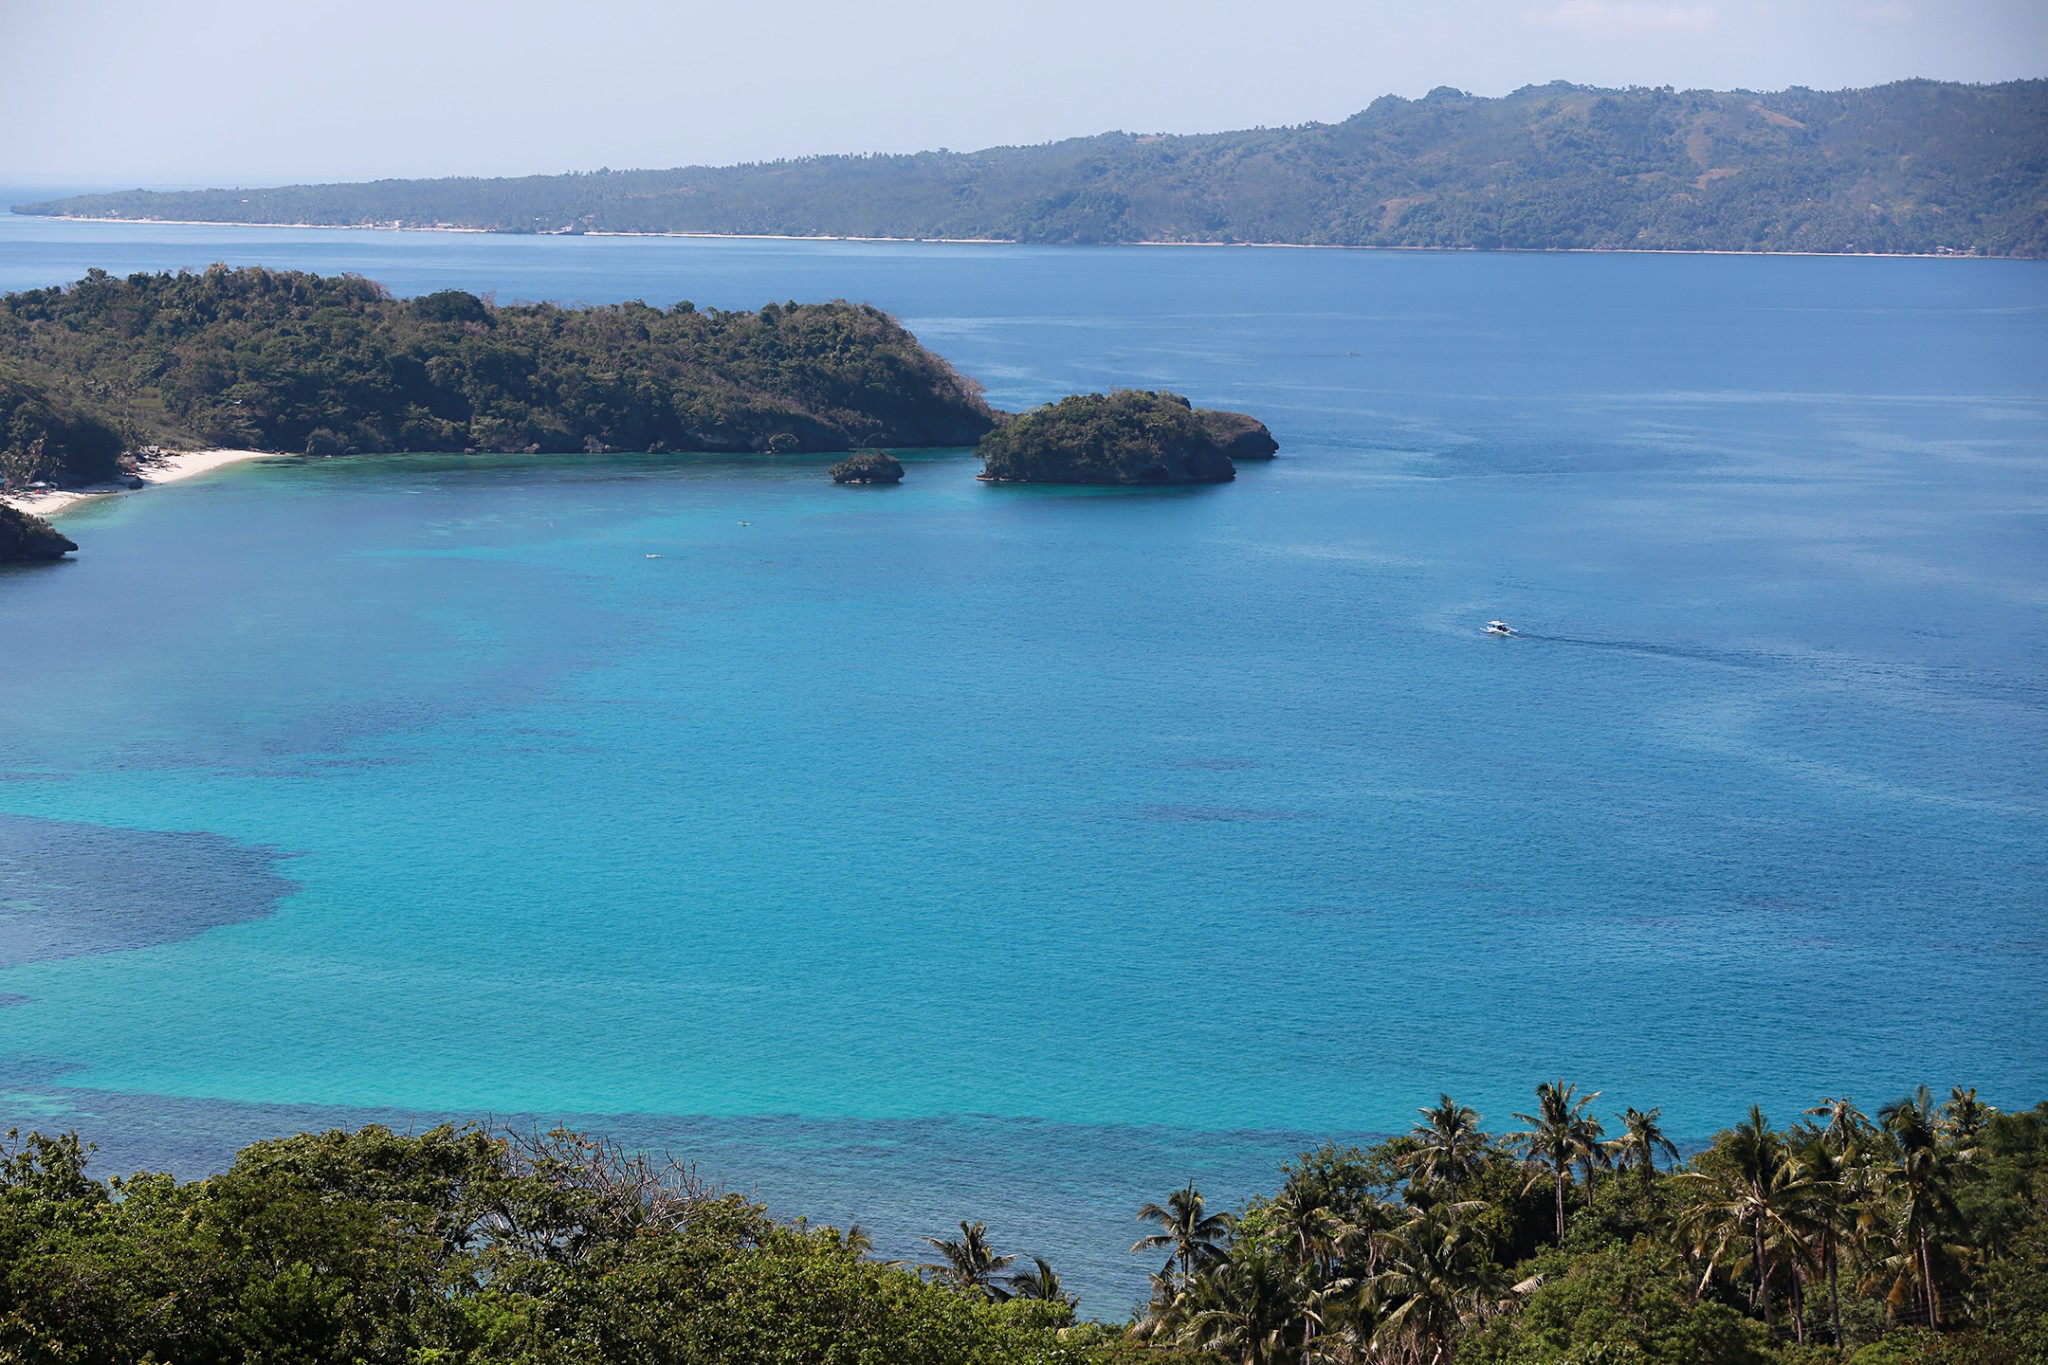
[0,502,78,562]
[19,81,2046,257]
[3,1082,2041,1364]
[0,266,994,481]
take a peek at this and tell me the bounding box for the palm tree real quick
[1134,1182,1234,1292]
[1676,1106,1814,1334]
[1510,1079,1605,1241]
[1328,1189,1402,1285]
[1172,1241,1304,1365]
[1804,1096,1871,1157]
[1939,1086,1994,1147]
[1135,1269,1189,1347]
[1608,1105,1682,1205]
[1401,1094,1489,1193]
[1365,1199,1503,1365]
[920,1220,1015,1300]
[1791,1132,1860,1349]
[1870,1089,1971,1330]
[1006,1254,1078,1307]
[1267,1174,1343,1275]
[1578,1125,1614,1197]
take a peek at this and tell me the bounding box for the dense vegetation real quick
[0,1126,1134,1364]
[3,1084,2038,1363]
[0,369,125,488]
[21,81,2047,256]
[0,502,77,562]
[977,391,1268,485]
[1122,1084,2048,1364]
[0,267,994,465]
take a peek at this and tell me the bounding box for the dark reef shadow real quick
[0,813,298,972]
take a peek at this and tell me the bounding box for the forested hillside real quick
[19,81,2048,256]
[0,267,993,466]
[0,368,125,486]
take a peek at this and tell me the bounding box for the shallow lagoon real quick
[1,207,2044,1306]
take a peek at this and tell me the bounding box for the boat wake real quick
[1501,630,1772,671]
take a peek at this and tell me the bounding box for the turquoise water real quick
[1,206,2045,1306]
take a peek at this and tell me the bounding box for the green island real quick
[979,392,1274,486]
[3,1083,2041,1364]
[830,450,906,484]
[16,81,2045,257]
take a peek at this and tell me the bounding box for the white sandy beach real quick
[2,449,273,518]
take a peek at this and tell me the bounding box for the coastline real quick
[9,212,2013,261]
[2,448,273,518]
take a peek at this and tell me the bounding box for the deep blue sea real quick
[1,198,2044,1310]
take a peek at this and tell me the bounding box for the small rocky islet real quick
[829,450,905,484]
[974,389,1276,485]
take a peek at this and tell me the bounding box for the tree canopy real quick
[0,1124,1130,1365]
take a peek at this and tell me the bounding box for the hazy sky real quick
[3,0,2043,185]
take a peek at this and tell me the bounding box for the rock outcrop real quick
[0,503,78,562]
[1198,408,1279,460]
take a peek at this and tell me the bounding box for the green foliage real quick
[1843,1328,2023,1364]
[0,1124,1098,1365]
[0,369,125,487]
[20,81,2047,256]
[976,390,1245,485]
[0,267,994,459]
[1458,1243,1775,1365]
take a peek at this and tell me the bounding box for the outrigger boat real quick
[1484,620,1516,637]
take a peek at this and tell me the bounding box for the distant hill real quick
[17,81,2048,257]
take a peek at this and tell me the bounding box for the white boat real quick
[1484,620,1516,636]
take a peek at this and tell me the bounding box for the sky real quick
[1,0,2043,186]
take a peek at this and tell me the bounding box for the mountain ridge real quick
[16,79,2048,257]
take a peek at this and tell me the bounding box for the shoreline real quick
[8,212,2015,262]
[2,448,273,518]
